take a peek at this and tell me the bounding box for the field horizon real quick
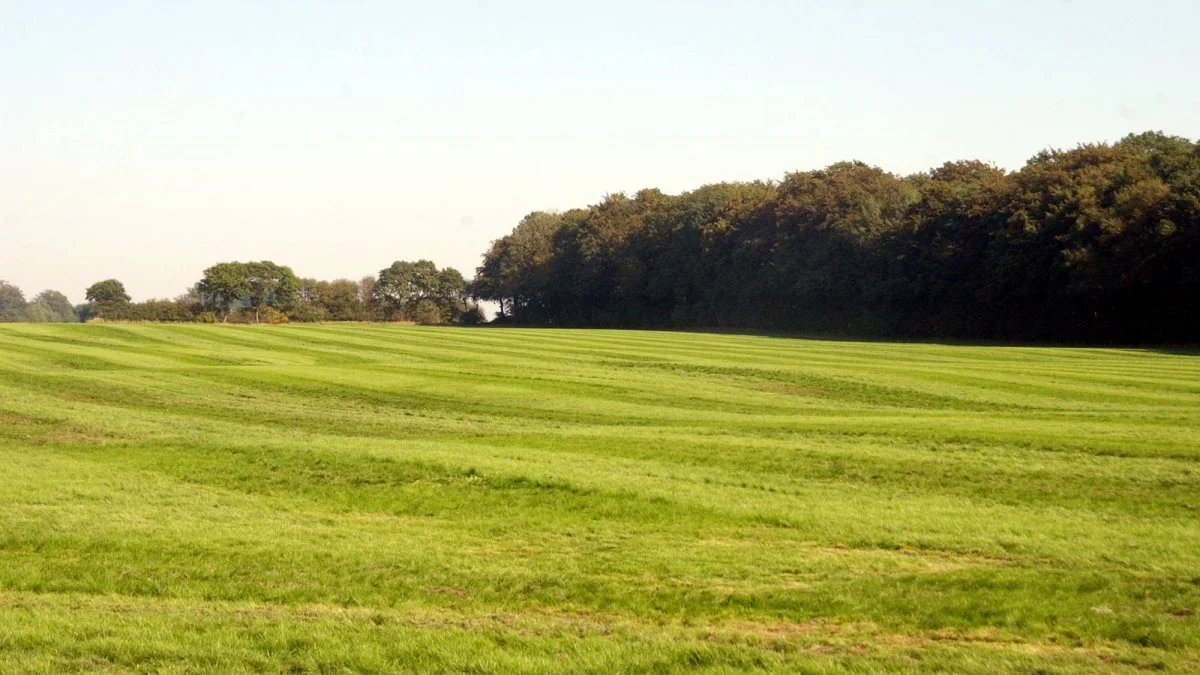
[1,324,1198,673]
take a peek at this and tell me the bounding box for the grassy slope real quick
[0,324,1197,673]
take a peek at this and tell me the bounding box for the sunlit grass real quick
[1,324,1198,672]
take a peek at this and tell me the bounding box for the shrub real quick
[259,307,289,324]
[412,299,445,325]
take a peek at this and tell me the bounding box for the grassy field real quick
[0,324,1198,673]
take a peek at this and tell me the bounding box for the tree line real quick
[3,131,1197,342]
[471,132,1200,343]
[0,259,482,325]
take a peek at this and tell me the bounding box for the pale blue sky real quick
[2,0,1197,302]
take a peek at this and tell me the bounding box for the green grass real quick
[1,324,1198,673]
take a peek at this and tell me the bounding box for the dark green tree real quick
[244,261,299,323]
[468,131,1199,342]
[375,259,437,320]
[30,290,79,323]
[198,261,297,323]
[197,262,250,322]
[84,279,131,319]
[375,260,467,323]
[0,281,28,322]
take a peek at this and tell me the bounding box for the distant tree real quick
[436,267,467,303]
[244,261,299,323]
[468,131,1199,341]
[358,275,380,321]
[24,303,58,323]
[434,267,469,322]
[172,287,204,320]
[30,290,78,323]
[471,239,510,318]
[412,298,444,325]
[290,278,330,322]
[471,211,566,321]
[198,263,250,322]
[198,261,297,323]
[374,260,436,320]
[0,281,28,322]
[374,260,468,323]
[886,160,1010,337]
[458,303,486,325]
[324,279,363,321]
[769,161,918,332]
[84,279,131,319]
[119,298,196,322]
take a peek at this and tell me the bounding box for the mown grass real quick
[0,324,1198,673]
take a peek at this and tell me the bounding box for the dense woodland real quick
[2,132,1197,342]
[473,132,1200,343]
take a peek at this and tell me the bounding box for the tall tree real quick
[292,278,331,322]
[323,279,363,321]
[358,275,379,321]
[197,263,250,322]
[375,260,467,323]
[244,261,298,323]
[198,261,297,323]
[29,290,78,323]
[374,260,436,320]
[291,277,362,322]
[469,131,1199,342]
[0,281,28,322]
[84,279,131,319]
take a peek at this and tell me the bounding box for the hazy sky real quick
[2,1,1197,303]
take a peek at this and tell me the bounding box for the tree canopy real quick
[1,284,82,323]
[196,261,298,323]
[2,131,1196,342]
[84,279,131,319]
[472,132,1200,343]
[30,290,78,323]
[0,281,28,322]
[374,259,470,324]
